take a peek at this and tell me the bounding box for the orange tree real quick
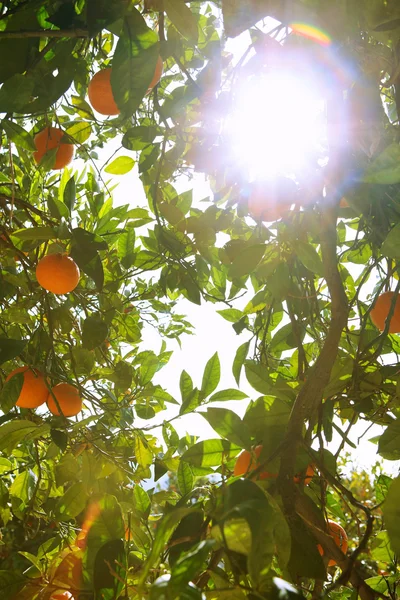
[0,0,400,599]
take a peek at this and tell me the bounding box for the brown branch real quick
[0,28,89,39]
[0,194,56,223]
[278,207,349,504]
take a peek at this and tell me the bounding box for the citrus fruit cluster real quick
[6,366,82,416]
[32,57,163,171]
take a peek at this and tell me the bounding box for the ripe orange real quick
[247,177,298,222]
[33,127,74,170]
[50,592,74,600]
[5,366,48,409]
[317,519,348,567]
[88,68,120,116]
[234,445,275,479]
[293,463,315,485]
[47,383,83,417]
[36,254,80,295]
[234,445,314,484]
[88,58,163,115]
[370,291,400,333]
[148,56,163,91]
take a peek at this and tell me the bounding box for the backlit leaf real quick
[104,156,135,175]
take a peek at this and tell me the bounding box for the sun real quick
[225,72,326,181]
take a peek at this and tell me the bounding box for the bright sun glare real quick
[226,73,326,180]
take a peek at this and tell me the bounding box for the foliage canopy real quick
[0,0,399,599]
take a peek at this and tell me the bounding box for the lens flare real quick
[225,74,326,180]
[289,23,332,46]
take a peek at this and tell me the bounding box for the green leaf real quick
[133,485,151,515]
[381,224,400,259]
[201,408,252,448]
[63,177,76,213]
[55,453,80,486]
[0,571,26,600]
[201,352,220,397]
[66,121,92,144]
[85,494,125,575]
[208,388,248,402]
[10,469,36,503]
[0,338,26,366]
[122,125,161,151]
[382,478,400,554]
[230,244,265,278]
[181,439,240,468]
[70,248,104,291]
[134,436,153,468]
[170,540,215,591]
[2,120,35,151]
[138,507,199,586]
[177,461,194,496]
[222,0,270,37]
[82,316,108,350]
[0,420,41,453]
[0,371,24,414]
[0,73,35,113]
[111,9,160,115]
[47,196,70,220]
[295,242,324,276]
[288,514,326,580]
[378,420,400,460]
[162,422,179,448]
[217,308,243,323]
[360,143,400,184]
[104,156,135,175]
[55,482,88,519]
[212,518,252,555]
[94,539,126,600]
[164,0,199,42]
[232,341,250,386]
[117,228,136,269]
[245,362,295,401]
[71,348,95,376]
[13,226,57,241]
[180,370,193,402]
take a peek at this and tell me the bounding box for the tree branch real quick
[0,28,89,39]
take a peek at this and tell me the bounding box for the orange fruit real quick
[88,68,120,116]
[36,254,80,295]
[234,445,314,484]
[234,445,275,480]
[33,127,74,170]
[50,592,74,600]
[148,56,163,91]
[47,383,83,417]
[5,366,48,409]
[88,58,163,115]
[247,177,298,222]
[293,463,315,485]
[370,291,400,333]
[317,519,348,567]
